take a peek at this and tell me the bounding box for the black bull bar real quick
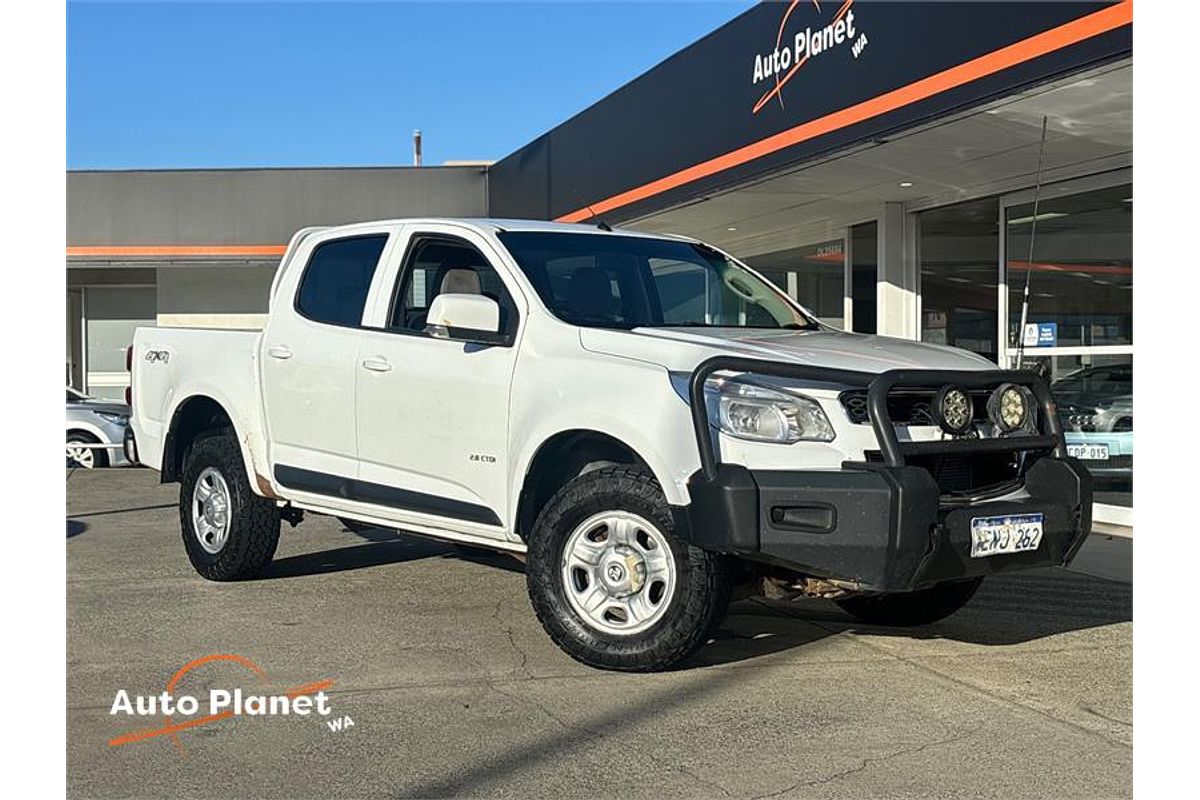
[680,357,1091,592]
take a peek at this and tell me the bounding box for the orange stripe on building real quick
[558,1,1132,223]
[67,244,287,258]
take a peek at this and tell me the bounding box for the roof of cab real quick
[313,217,695,241]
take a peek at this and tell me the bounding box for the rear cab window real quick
[295,234,390,327]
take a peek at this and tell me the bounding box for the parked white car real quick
[128,219,1092,671]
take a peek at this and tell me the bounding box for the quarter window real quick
[295,234,389,327]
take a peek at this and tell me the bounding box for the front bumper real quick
[678,358,1093,593]
[681,457,1091,592]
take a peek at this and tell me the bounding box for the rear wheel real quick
[67,431,107,469]
[835,577,983,626]
[179,432,280,581]
[526,466,730,672]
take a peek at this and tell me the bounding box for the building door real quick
[849,222,878,333]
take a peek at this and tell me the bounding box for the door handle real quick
[267,345,293,360]
[362,357,392,373]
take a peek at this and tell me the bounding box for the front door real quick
[354,227,523,536]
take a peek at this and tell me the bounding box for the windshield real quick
[497,232,818,330]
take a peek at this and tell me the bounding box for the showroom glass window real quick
[919,198,1000,362]
[295,235,389,327]
[746,238,845,328]
[1006,183,1132,510]
[1006,184,1131,347]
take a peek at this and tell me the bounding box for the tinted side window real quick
[389,237,517,334]
[296,235,389,326]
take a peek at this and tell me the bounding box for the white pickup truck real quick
[128,218,1091,671]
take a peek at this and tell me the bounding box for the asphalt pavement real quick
[67,468,1131,799]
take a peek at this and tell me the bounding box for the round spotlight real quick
[990,384,1029,432]
[935,385,974,435]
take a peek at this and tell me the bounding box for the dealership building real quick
[66,0,1132,522]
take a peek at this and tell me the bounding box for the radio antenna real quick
[568,185,612,232]
[1014,115,1049,371]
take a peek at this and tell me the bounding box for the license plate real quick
[970,513,1043,558]
[1067,443,1109,461]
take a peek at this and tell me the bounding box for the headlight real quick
[96,412,129,426]
[671,373,835,443]
[988,384,1030,432]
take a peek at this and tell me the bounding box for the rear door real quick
[261,225,399,487]
[353,225,525,537]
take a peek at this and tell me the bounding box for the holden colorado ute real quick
[127,218,1092,671]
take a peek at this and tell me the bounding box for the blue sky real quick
[68,1,749,169]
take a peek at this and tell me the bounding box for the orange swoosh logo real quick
[754,0,854,115]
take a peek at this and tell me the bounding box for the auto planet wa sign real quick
[751,0,867,114]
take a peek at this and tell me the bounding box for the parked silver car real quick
[1052,364,1133,480]
[67,387,131,468]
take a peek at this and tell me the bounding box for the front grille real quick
[840,389,990,427]
[911,452,1023,495]
[864,450,1028,497]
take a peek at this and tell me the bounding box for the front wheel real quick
[179,432,280,581]
[526,466,730,672]
[835,577,983,626]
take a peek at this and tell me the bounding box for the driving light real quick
[96,411,129,426]
[935,385,973,435]
[713,380,835,443]
[988,384,1029,432]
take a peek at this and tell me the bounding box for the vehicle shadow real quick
[67,520,88,539]
[688,565,1132,667]
[261,526,525,579]
[70,502,177,519]
[261,525,1129,665]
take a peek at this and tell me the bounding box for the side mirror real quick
[424,293,506,345]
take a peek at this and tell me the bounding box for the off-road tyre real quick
[835,577,984,626]
[179,431,280,581]
[526,466,730,672]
